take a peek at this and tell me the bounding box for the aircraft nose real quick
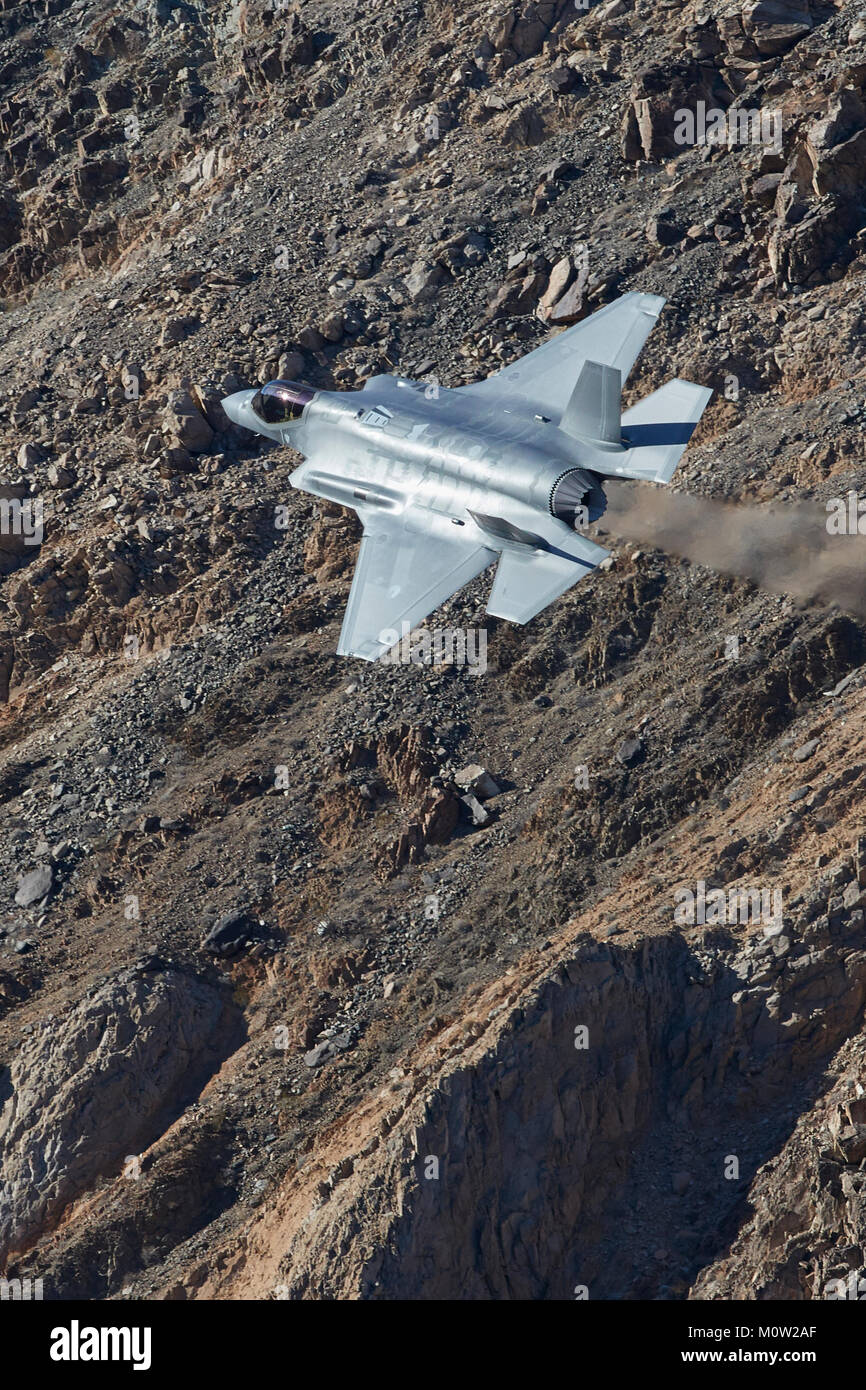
[221,388,256,426]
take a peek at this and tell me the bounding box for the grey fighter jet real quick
[222,291,711,662]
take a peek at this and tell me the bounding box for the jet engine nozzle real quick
[549,469,607,529]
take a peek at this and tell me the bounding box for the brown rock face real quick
[743,0,813,57]
[420,786,461,845]
[0,968,242,1263]
[3,0,866,1312]
[623,61,732,161]
[217,903,866,1300]
[162,390,214,453]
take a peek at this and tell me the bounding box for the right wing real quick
[464,291,665,422]
[338,512,496,661]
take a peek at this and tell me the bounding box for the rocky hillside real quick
[1,0,866,1301]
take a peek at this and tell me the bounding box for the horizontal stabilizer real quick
[559,360,622,446]
[595,378,713,484]
[486,537,607,624]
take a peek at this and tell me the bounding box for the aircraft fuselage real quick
[225,373,607,541]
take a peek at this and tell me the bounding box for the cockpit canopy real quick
[251,380,315,425]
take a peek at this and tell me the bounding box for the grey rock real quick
[616,737,645,767]
[14,863,53,907]
[405,259,447,300]
[460,791,489,826]
[305,1039,333,1068]
[202,909,255,957]
[454,764,501,799]
[17,442,42,469]
[832,671,858,697]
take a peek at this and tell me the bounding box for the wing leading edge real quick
[338,508,609,661]
[464,291,666,422]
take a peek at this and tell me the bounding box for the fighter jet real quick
[222,291,711,662]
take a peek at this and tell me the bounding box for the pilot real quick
[250,380,315,425]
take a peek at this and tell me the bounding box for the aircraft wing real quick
[337,512,496,661]
[465,291,665,422]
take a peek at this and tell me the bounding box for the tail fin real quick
[559,360,622,447]
[593,378,712,484]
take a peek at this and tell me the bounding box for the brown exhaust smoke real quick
[600,482,866,620]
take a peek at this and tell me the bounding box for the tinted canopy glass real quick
[252,380,315,425]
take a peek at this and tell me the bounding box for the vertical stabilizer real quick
[559,360,622,446]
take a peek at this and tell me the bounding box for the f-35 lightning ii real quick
[222,291,711,661]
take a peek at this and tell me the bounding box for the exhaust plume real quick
[601,482,866,619]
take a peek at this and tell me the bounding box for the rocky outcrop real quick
[691,1036,866,1300]
[246,892,866,1299]
[0,965,242,1262]
[621,60,732,161]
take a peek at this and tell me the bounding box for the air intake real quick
[549,469,607,528]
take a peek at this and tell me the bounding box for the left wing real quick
[338,512,496,661]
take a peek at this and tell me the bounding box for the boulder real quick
[622,59,732,161]
[405,259,448,300]
[616,737,645,767]
[14,863,53,907]
[459,791,489,826]
[191,383,231,434]
[485,269,547,320]
[500,101,546,147]
[547,273,587,326]
[768,195,859,285]
[202,909,257,956]
[278,351,307,378]
[537,255,573,319]
[646,211,683,247]
[454,764,502,799]
[162,389,214,453]
[742,0,812,57]
[805,91,866,196]
[320,312,345,343]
